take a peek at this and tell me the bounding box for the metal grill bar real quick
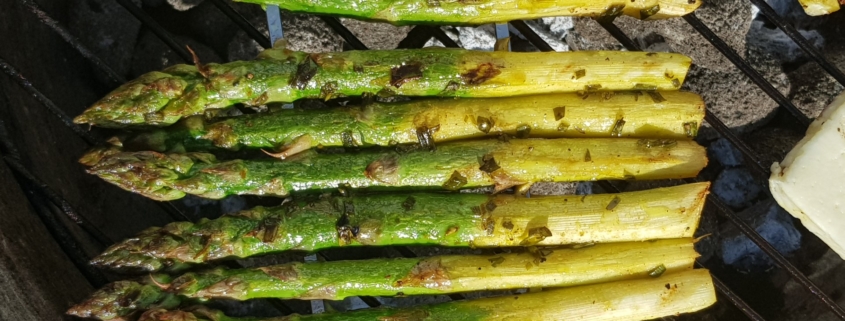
[2,155,111,245]
[25,189,109,287]
[19,0,125,85]
[0,114,111,247]
[704,110,768,177]
[748,0,845,86]
[430,27,459,48]
[509,21,766,321]
[698,262,767,321]
[593,20,771,178]
[510,21,554,52]
[585,14,845,319]
[13,0,845,319]
[597,180,763,321]
[683,13,811,129]
[113,0,193,63]
[397,26,459,49]
[397,26,437,48]
[209,0,272,49]
[698,182,845,320]
[0,57,100,145]
[0,117,108,287]
[320,16,369,50]
[597,19,639,51]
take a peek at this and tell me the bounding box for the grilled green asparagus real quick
[93,183,708,272]
[69,239,700,319]
[82,138,706,201]
[135,270,715,321]
[238,0,701,24]
[118,91,705,155]
[74,48,692,128]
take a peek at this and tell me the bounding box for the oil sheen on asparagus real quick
[74,47,692,128]
[69,239,699,318]
[118,91,705,155]
[93,183,708,272]
[81,138,707,201]
[70,269,716,321]
[237,0,701,24]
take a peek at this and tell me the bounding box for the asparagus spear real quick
[82,138,707,201]
[237,0,702,25]
[119,91,705,154]
[69,239,700,319]
[93,183,708,272]
[133,269,715,321]
[73,47,692,128]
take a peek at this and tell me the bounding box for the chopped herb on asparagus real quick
[74,48,692,128]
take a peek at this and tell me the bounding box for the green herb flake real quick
[606,196,621,211]
[553,106,566,121]
[402,196,416,211]
[488,257,505,267]
[648,264,667,278]
[637,139,677,148]
[683,121,699,138]
[520,227,553,246]
[611,118,626,137]
[479,154,501,173]
[640,4,661,19]
[574,69,586,79]
[443,171,467,191]
[646,91,666,103]
[557,120,570,132]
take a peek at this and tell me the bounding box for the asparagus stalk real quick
[140,269,716,320]
[66,280,183,321]
[238,0,702,24]
[69,239,700,319]
[160,238,698,300]
[119,91,705,154]
[82,138,707,201]
[93,183,709,272]
[73,47,692,128]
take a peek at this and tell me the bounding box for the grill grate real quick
[2,0,845,319]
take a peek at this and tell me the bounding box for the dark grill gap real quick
[2,0,844,319]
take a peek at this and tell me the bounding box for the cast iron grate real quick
[2,0,845,319]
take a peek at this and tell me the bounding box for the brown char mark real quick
[391,62,424,88]
[461,63,502,85]
[260,216,280,243]
[479,154,500,173]
[416,125,440,151]
[365,155,400,184]
[259,264,299,281]
[290,55,319,90]
[394,258,450,290]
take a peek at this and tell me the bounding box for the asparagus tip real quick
[67,280,174,320]
[81,150,198,201]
